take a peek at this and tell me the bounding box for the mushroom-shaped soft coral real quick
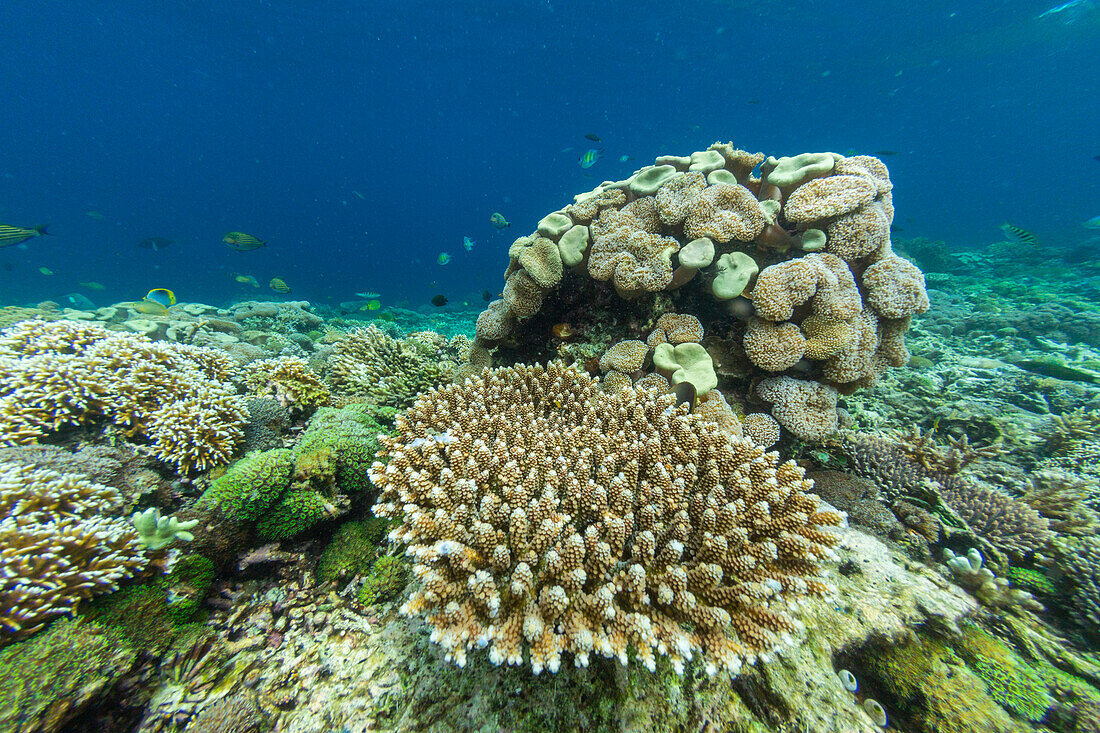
[656,172,707,226]
[668,237,715,289]
[476,299,515,342]
[599,340,648,373]
[861,256,930,319]
[646,313,705,348]
[743,318,806,372]
[683,183,768,243]
[756,375,839,442]
[653,342,718,397]
[711,252,759,301]
[588,230,679,297]
[784,175,877,225]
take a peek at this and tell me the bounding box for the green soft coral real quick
[317,519,390,584]
[357,554,409,605]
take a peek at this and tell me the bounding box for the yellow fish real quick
[79,281,105,290]
[360,299,381,311]
[489,212,510,229]
[234,274,260,287]
[144,288,176,307]
[117,300,168,316]
[269,277,291,293]
[223,231,267,251]
[1,224,51,248]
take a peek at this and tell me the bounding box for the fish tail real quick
[34,224,52,236]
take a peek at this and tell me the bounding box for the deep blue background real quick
[1,0,1097,310]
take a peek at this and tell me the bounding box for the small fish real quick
[223,232,267,251]
[84,209,105,220]
[437,252,452,265]
[1000,223,1038,245]
[1094,155,1100,162]
[872,150,899,156]
[0,224,50,248]
[137,237,174,251]
[481,289,492,302]
[578,148,601,169]
[463,236,475,251]
[431,294,448,307]
[619,154,633,163]
[269,277,291,293]
[144,288,176,307]
[355,291,381,298]
[584,134,601,142]
[79,281,105,290]
[890,225,904,233]
[489,212,510,229]
[1083,216,1100,229]
[746,98,761,104]
[130,300,168,316]
[234,274,260,287]
[38,266,53,276]
[352,190,365,200]
[361,299,381,311]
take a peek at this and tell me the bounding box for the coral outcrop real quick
[371,362,843,675]
[472,143,929,443]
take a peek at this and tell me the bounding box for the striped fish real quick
[0,223,50,248]
[578,148,601,169]
[222,231,266,251]
[1000,223,1038,245]
[269,277,291,293]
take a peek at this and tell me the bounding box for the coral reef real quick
[371,362,843,675]
[0,320,247,473]
[243,356,330,413]
[473,144,928,442]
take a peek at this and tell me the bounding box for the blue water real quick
[1,0,1097,310]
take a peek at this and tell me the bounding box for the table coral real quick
[371,363,842,676]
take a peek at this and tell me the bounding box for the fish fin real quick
[34,224,52,236]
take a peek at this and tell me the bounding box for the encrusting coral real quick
[472,142,929,443]
[243,356,330,413]
[371,362,843,676]
[0,320,246,473]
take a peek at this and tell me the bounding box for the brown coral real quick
[756,376,839,442]
[588,229,679,295]
[655,171,707,226]
[862,256,930,319]
[646,313,704,348]
[825,201,890,262]
[599,340,648,373]
[371,363,842,675]
[683,183,768,243]
[783,175,877,224]
[743,318,806,372]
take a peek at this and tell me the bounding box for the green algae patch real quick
[955,623,1052,723]
[0,618,136,732]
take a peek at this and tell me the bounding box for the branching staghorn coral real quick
[835,431,1052,562]
[371,363,843,676]
[0,320,246,473]
[327,324,469,407]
